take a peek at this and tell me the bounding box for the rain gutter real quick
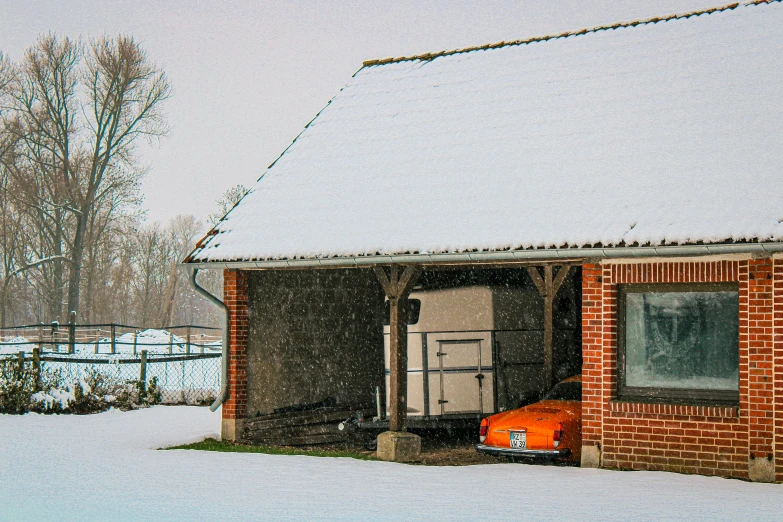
[184,242,783,270]
[186,266,228,412]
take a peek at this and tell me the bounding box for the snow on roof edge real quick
[362,1,772,67]
[184,241,783,267]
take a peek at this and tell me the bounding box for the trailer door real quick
[429,334,493,415]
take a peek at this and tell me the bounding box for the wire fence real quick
[1,350,221,406]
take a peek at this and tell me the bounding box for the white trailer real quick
[382,285,557,422]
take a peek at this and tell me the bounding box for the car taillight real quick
[479,417,489,443]
[553,422,564,449]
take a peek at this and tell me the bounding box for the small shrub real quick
[0,358,37,414]
[30,368,128,414]
[145,376,162,406]
[197,393,217,407]
[1,360,156,415]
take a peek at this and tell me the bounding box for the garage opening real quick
[241,265,581,448]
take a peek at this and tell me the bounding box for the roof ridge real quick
[362,0,776,67]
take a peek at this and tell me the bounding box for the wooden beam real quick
[527,265,572,390]
[553,265,572,295]
[397,265,422,297]
[543,265,554,390]
[374,265,422,432]
[373,267,393,296]
[526,266,546,296]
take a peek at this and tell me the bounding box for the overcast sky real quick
[1,0,720,225]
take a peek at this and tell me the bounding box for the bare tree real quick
[159,214,202,326]
[207,183,249,226]
[0,51,69,325]
[132,223,167,326]
[6,34,170,321]
[1,37,242,328]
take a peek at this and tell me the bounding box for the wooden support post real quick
[389,295,407,430]
[185,326,191,355]
[132,331,138,355]
[527,265,572,390]
[37,323,44,353]
[374,264,422,432]
[110,324,116,354]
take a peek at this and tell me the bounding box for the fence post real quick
[168,331,173,354]
[139,349,148,394]
[68,311,76,354]
[37,323,44,353]
[186,326,191,355]
[133,331,138,355]
[111,324,116,354]
[32,347,41,391]
[17,350,24,378]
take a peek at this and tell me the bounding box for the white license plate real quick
[510,431,526,449]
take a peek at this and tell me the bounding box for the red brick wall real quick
[223,269,249,422]
[775,259,783,482]
[581,258,780,479]
[581,263,603,448]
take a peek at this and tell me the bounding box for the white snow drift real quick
[0,406,780,521]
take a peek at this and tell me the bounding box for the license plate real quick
[510,431,526,449]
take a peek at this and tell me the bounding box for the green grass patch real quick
[165,438,378,461]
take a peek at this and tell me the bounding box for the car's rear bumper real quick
[476,444,571,459]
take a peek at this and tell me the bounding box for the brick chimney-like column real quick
[222,269,249,441]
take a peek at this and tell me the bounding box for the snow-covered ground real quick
[0,408,781,521]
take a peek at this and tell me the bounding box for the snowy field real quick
[0,407,781,521]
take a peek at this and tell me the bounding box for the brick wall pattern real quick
[223,269,249,421]
[582,258,780,480]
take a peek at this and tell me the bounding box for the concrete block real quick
[581,444,601,468]
[221,418,244,442]
[377,431,421,462]
[748,456,775,483]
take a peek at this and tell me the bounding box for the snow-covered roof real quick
[188,1,783,264]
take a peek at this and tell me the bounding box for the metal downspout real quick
[186,266,228,412]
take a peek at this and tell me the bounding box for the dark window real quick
[383,299,421,326]
[543,381,582,401]
[618,283,739,405]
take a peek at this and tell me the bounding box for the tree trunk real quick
[50,229,65,323]
[66,212,87,321]
[0,282,7,329]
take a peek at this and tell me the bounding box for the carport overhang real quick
[183,241,783,458]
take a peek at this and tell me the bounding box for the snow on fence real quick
[0,323,222,355]
[0,323,223,405]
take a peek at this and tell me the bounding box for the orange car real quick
[476,375,582,462]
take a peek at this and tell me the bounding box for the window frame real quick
[616,282,740,406]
